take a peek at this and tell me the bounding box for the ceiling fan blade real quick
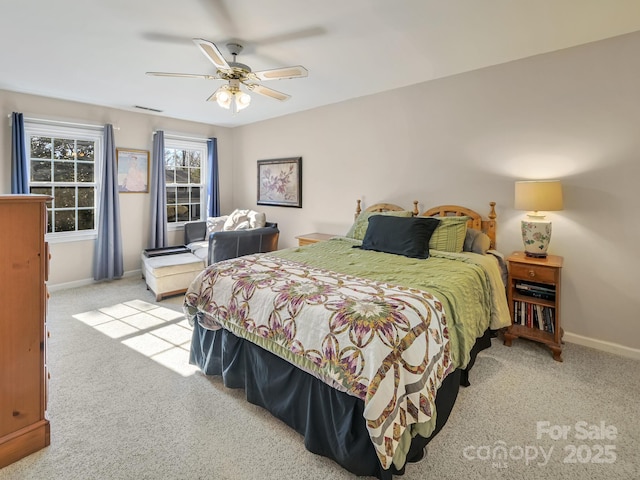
[141,32,193,46]
[252,66,308,81]
[247,84,291,102]
[146,72,219,80]
[197,0,238,39]
[193,38,231,71]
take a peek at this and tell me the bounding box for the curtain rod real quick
[7,114,119,130]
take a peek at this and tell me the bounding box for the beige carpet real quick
[1,275,638,479]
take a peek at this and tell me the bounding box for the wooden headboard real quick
[354,199,419,219]
[420,202,497,249]
[354,200,498,249]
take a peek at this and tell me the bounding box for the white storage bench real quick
[141,252,205,301]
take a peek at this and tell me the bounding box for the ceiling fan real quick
[146,39,308,113]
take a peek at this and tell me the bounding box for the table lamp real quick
[514,180,563,257]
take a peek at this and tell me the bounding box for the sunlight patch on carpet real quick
[73,300,198,377]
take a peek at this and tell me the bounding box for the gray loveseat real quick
[184,220,280,266]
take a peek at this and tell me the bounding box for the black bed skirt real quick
[189,324,492,479]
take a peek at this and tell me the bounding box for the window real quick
[164,137,207,226]
[25,122,103,241]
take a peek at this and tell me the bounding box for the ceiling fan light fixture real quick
[210,86,232,109]
[211,79,251,114]
[235,91,251,111]
[217,93,232,109]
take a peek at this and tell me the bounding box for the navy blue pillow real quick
[360,215,440,259]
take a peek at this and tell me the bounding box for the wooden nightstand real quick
[295,233,335,247]
[503,251,564,361]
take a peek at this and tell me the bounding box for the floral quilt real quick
[184,254,453,470]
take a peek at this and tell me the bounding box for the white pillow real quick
[223,209,266,231]
[248,211,266,228]
[207,215,228,234]
[223,209,250,231]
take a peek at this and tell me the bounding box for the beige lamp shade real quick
[514,180,563,213]
[515,180,563,258]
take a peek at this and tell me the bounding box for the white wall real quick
[232,31,640,353]
[0,91,233,286]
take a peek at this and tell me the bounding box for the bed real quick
[184,200,510,479]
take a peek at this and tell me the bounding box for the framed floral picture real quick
[116,148,149,193]
[257,157,302,208]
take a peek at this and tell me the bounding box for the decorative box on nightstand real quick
[503,251,564,361]
[295,233,335,247]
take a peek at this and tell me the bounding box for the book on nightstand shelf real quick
[512,300,555,333]
[514,281,556,301]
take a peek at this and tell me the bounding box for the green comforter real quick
[273,237,510,369]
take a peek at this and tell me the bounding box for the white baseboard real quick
[47,269,142,292]
[564,332,640,360]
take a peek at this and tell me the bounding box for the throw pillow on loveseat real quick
[222,209,267,231]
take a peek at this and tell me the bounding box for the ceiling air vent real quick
[134,105,163,113]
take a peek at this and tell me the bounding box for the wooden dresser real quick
[0,195,51,468]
